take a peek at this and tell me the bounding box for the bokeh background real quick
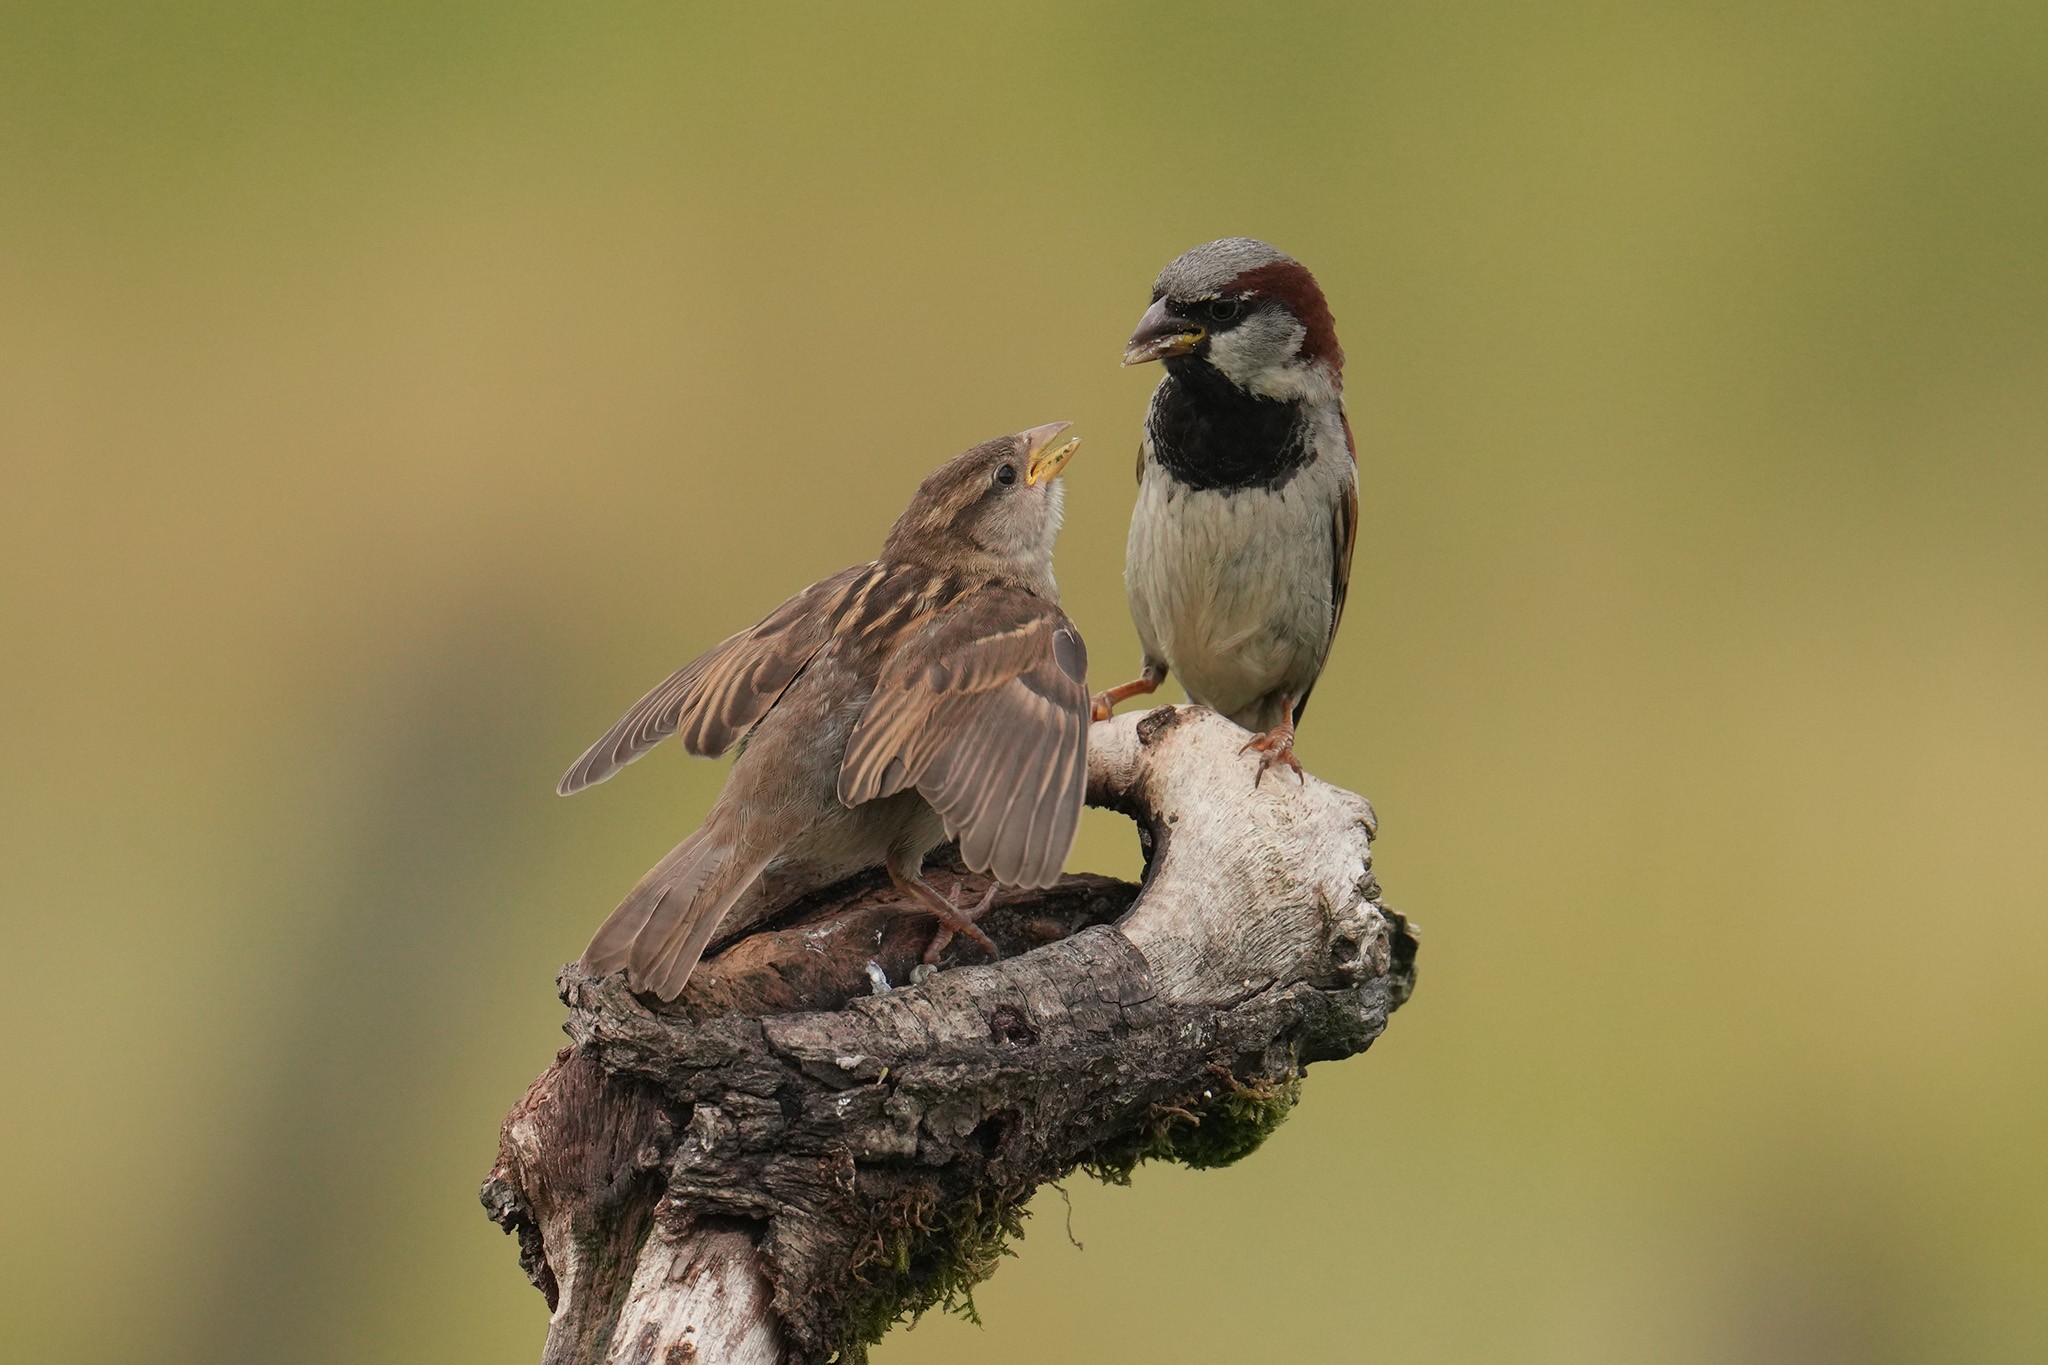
[5,4,2045,1362]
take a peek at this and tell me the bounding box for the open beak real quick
[1122,296,1204,366]
[1019,421,1080,486]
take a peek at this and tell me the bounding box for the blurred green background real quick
[5,3,2045,1362]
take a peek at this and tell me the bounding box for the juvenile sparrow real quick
[559,424,1090,1001]
[1092,238,1356,783]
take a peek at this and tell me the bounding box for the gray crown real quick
[1153,237,1297,300]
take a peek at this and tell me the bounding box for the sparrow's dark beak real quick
[1122,296,1203,366]
[1019,421,1080,486]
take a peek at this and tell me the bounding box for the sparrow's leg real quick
[1240,695,1305,786]
[920,880,1001,965]
[1091,658,1169,722]
[888,856,1001,964]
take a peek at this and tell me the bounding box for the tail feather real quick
[579,828,777,1000]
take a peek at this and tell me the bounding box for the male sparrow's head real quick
[1123,238,1343,402]
[884,423,1079,584]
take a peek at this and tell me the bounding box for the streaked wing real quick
[838,587,1090,888]
[1296,420,1359,728]
[1329,466,1357,645]
[557,563,874,795]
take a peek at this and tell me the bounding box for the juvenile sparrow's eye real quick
[1205,297,1241,324]
[994,463,1018,487]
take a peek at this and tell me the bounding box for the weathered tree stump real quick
[484,706,1418,1364]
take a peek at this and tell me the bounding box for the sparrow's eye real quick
[1205,297,1241,324]
[994,463,1018,487]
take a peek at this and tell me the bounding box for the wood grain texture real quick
[485,706,1417,1364]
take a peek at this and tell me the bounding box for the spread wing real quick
[838,587,1090,888]
[557,563,874,795]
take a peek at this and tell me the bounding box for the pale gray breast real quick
[1126,439,1350,719]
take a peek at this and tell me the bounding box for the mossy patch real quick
[1081,1066,1304,1184]
[833,1187,1030,1362]
[827,1065,1302,1361]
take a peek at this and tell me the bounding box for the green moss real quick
[834,1188,1029,1362]
[830,1067,1302,1361]
[1082,1068,1304,1184]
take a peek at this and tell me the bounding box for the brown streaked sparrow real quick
[559,424,1090,1001]
[1091,238,1356,783]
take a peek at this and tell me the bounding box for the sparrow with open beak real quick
[1092,238,1356,784]
[559,424,1089,1000]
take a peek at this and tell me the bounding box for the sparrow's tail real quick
[579,826,777,1001]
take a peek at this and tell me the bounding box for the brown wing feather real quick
[557,563,874,795]
[839,587,1089,888]
[1295,419,1360,727]
[1330,413,1359,642]
[1329,465,1357,643]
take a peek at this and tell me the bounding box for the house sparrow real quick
[558,424,1090,1001]
[1091,238,1356,783]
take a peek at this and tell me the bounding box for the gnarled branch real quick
[484,706,1418,1364]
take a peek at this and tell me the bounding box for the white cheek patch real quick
[1205,312,1320,399]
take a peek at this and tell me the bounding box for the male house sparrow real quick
[1091,238,1356,782]
[559,424,1090,1000]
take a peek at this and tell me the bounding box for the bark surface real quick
[484,706,1418,1364]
